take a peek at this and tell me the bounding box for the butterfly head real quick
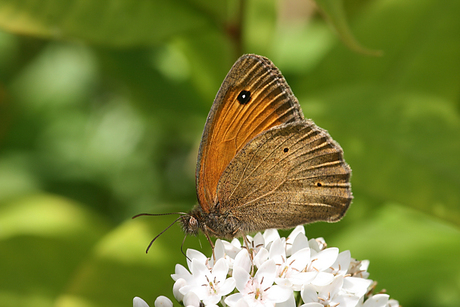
[180,207,202,236]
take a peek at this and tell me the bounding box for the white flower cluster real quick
[134,226,399,307]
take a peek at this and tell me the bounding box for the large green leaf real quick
[0,0,220,47]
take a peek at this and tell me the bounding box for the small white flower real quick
[348,258,370,279]
[270,238,315,291]
[243,232,269,265]
[226,259,291,307]
[133,297,150,307]
[179,257,236,305]
[301,276,360,307]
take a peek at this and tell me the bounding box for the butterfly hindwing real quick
[215,121,352,232]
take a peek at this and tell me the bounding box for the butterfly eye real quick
[237,90,251,105]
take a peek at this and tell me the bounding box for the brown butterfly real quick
[136,54,352,249]
[181,54,352,241]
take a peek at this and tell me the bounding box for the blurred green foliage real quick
[0,0,459,307]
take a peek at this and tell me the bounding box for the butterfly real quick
[178,54,352,243]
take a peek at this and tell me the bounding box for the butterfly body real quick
[181,54,352,240]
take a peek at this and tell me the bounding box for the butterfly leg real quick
[241,233,257,275]
[204,231,216,261]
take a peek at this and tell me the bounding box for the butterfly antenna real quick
[144,215,184,254]
[132,212,186,219]
[181,235,191,261]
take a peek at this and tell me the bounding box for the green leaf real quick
[0,0,218,47]
[0,194,111,307]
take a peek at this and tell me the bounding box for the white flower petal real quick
[212,258,230,281]
[301,284,318,303]
[190,259,209,281]
[276,292,296,307]
[234,298,250,307]
[225,293,244,307]
[214,239,226,260]
[253,247,269,268]
[332,293,360,307]
[186,249,207,268]
[320,275,343,298]
[231,238,242,248]
[203,294,221,306]
[183,291,200,307]
[288,226,305,242]
[269,238,286,263]
[343,277,373,297]
[312,272,334,286]
[360,260,370,272]
[362,294,390,307]
[308,239,321,253]
[291,231,309,255]
[266,285,292,303]
[287,271,316,288]
[233,266,250,292]
[154,296,173,307]
[222,239,242,260]
[173,278,187,301]
[263,229,280,245]
[387,299,400,307]
[172,264,192,282]
[275,276,293,288]
[310,248,339,271]
[234,248,251,273]
[289,247,311,270]
[329,250,351,275]
[220,277,236,296]
[256,259,277,286]
[179,285,194,296]
[133,297,150,307]
[286,226,306,255]
[300,303,323,307]
[253,232,265,248]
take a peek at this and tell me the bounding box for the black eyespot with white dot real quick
[237,90,251,105]
[283,148,289,153]
[316,182,322,187]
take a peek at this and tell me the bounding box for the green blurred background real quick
[0,0,459,307]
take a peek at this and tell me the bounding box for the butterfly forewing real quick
[196,55,304,211]
[215,121,352,232]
